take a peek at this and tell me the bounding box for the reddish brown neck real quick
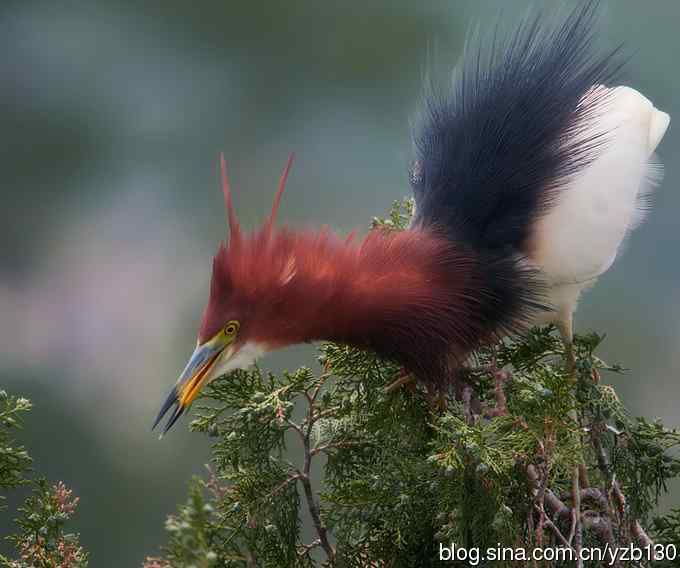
[243,228,478,378]
[206,223,536,383]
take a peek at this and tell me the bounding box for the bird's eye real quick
[224,321,239,336]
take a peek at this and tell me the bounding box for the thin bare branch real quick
[572,465,583,568]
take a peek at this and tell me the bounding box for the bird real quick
[154,2,670,435]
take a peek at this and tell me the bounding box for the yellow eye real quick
[224,321,239,336]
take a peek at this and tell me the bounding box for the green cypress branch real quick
[0,390,32,508]
[0,392,88,568]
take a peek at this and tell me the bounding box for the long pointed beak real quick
[153,343,225,436]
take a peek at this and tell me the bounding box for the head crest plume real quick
[266,152,295,233]
[219,153,240,242]
[218,152,295,241]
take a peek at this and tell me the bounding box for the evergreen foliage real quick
[0,392,88,567]
[0,391,32,509]
[142,200,680,567]
[1,480,88,568]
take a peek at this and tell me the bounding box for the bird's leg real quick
[384,368,416,394]
[556,311,576,378]
[558,310,587,504]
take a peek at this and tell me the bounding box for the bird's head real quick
[153,154,298,435]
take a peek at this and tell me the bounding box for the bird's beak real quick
[153,337,234,436]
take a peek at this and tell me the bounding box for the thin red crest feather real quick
[219,153,240,241]
[265,153,295,233]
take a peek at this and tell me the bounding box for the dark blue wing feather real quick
[411,1,622,252]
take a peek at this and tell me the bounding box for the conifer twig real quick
[267,473,301,499]
[298,375,336,564]
[527,462,577,563]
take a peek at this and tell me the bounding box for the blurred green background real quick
[1,0,679,565]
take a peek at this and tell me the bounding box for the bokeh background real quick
[1,0,679,564]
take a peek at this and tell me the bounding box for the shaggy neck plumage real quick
[206,225,538,383]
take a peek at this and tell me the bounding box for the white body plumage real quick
[529,86,670,336]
